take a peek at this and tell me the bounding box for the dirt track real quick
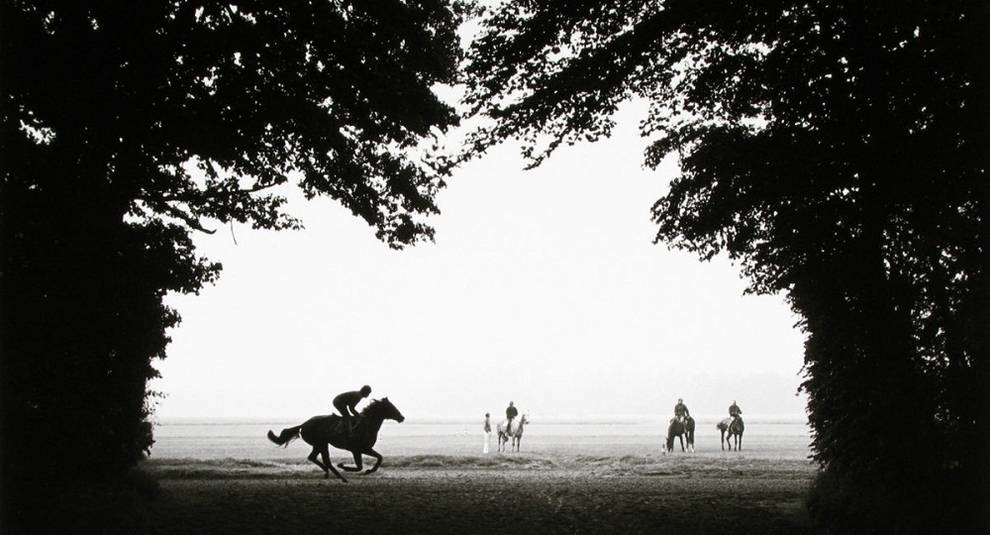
[141,455,821,534]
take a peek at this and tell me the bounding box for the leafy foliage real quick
[0,0,463,523]
[463,1,988,530]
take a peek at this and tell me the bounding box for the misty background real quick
[152,102,807,421]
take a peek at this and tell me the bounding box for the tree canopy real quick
[462,1,987,531]
[1,1,463,526]
[4,0,462,245]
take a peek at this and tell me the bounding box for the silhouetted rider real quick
[673,398,690,423]
[729,400,742,419]
[333,385,371,435]
[506,401,518,431]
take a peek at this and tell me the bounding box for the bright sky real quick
[152,101,808,422]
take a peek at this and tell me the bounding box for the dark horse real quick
[267,397,404,482]
[662,416,695,453]
[717,416,744,450]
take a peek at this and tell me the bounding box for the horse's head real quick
[380,397,404,423]
[364,397,405,423]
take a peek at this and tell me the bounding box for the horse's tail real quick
[267,425,302,447]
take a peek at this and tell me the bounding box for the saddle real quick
[333,415,363,435]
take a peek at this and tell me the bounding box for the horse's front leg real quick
[337,451,364,472]
[678,435,685,452]
[363,448,384,474]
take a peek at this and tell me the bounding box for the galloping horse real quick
[497,414,528,452]
[267,397,405,482]
[717,416,744,450]
[662,416,695,453]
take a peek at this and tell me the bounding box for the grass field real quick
[139,453,821,534]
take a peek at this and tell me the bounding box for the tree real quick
[461,1,988,531]
[1,0,462,527]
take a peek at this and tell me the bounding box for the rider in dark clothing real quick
[506,401,518,431]
[333,385,371,435]
[729,401,742,419]
[674,398,690,422]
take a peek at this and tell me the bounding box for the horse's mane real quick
[360,398,389,417]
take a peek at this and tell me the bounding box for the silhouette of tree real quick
[1,0,462,526]
[462,1,987,531]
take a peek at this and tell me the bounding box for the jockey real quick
[333,385,371,435]
[673,398,690,423]
[506,401,518,432]
[729,400,742,419]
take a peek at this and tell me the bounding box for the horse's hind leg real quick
[308,446,331,477]
[317,444,348,482]
[337,451,364,472]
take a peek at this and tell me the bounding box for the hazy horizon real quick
[152,101,808,422]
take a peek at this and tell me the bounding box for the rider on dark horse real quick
[729,400,742,420]
[506,401,518,432]
[673,398,690,424]
[333,385,371,436]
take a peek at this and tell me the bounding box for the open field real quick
[140,453,821,534]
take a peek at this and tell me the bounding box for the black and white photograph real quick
[1,2,987,534]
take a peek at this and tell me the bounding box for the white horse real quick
[497,414,528,452]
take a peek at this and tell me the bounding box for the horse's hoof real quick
[364,469,373,474]
[337,463,346,468]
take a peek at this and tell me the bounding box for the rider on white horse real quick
[505,401,518,433]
